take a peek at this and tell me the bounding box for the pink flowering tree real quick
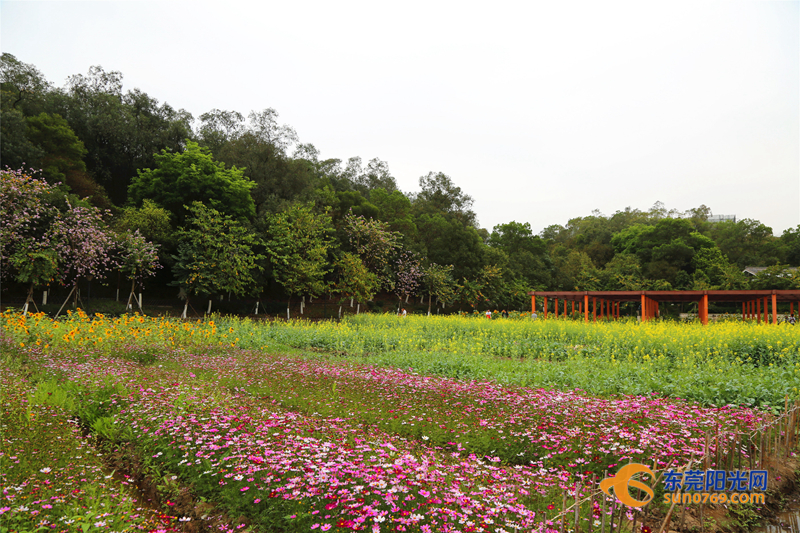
[0,169,61,312]
[393,250,422,306]
[0,169,54,275]
[50,202,117,313]
[117,230,161,312]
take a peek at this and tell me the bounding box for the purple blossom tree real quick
[0,169,59,311]
[393,250,422,305]
[0,169,53,275]
[50,201,117,314]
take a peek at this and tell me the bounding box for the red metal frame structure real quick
[528,290,800,325]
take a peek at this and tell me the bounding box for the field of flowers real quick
[1,310,795,532]
[253,314,800,410]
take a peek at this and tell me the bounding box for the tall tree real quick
[171,202,263,318]
[48,65,192,204]
[128,140,255,224]
[421,263,457,315]
[344,211,401,288]
[488,221,552,289]
[117,230,161,311]
[332,252,380,316]
[263,204,333,317]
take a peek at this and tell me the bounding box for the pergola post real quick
[772,294,777,324]
[699,294,709,326]
[543,297,548,319]
[531,295,535,315]
[584,295,589,323]
[640,294,646,322]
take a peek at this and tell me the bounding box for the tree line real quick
[2,54,799,316]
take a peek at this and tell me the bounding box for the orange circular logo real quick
[599,463,655,508]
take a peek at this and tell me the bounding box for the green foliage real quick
[749,265,800,290]
[129,140,256,224]
[264,203,333,304]
[707,218,782,268]
[10,242,59,286]
[421,262,458,314]
[113,198,174,248]
[333,252,381,305]
[1,53,51,114]
[171,202,264,301]
[344,211,401,287]
[0,107,44,170]
[488,221,552,289]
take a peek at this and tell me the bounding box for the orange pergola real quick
[528,290,800,325]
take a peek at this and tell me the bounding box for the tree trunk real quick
[126,279,136,310]
[182,298,189,319]
[427,293,432,316]
[356,303,360,315]
[55,285,77,318]
[23,284,34,316]
[287,297,291,320]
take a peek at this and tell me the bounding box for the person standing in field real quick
[485,310,492,319]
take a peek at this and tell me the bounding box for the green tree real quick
[749,265,799,290]
[370,188,418,243]
[332,252,380,316]
[344,212,401,288]
[129,140,255,224]
[599,253,646,290]
[421,263,457,315]
[780,225,800,266]
[49,65,192,204]
[9,243,59,316]
[706,219,781,268]
[171,202,263,318]
[1,53,51,114]
[488,221,552,289]
[23,112,112,208]
[117,230,161,311]
[0,108,44,170]
[264,204,333,317]
[114,199,174,249]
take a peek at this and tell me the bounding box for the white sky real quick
[2,0,799,235]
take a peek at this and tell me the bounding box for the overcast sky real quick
[2,0,798,235]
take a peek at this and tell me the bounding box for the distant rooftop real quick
[708,214,736,223]
[743,266,799,276]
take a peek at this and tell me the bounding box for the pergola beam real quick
[528,290,800,325]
